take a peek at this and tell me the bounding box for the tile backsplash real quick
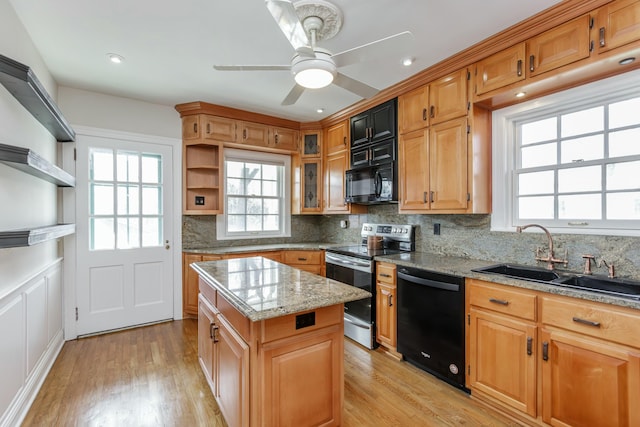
[184,204,640,279]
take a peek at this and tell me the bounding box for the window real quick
[216,149,291,240]
[492,69,640,236]
[89,148,163,250]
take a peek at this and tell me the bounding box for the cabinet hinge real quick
[75,307,79,321]
[73,148,77,161]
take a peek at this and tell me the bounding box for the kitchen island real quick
[191,256,370,427]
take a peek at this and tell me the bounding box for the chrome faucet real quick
[516,224,568,270]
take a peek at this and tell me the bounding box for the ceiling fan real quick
[213,0,413,106]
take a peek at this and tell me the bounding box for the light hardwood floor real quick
[22,319,519,426]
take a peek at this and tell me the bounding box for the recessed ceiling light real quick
[515,91,526,98]
[402,57,413,67]
[619,57,635,65]
[316,108,324,114]
[107,53,124,64]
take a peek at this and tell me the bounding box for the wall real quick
[0,0,65,424]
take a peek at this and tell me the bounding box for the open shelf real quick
[0,223,75,248]
[0,54,75,142]
[0,143,75,187]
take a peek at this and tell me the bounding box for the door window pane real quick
[117,152,139,182]
[117,185,139,215]
[91,218,114,250]
[141,154,161,184]
[91,184,114,215]
[117,218,140,249]
[142,218,162,247]
[142,186,161,215]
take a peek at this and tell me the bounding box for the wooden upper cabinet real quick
[398,128,429,212]
[429,68,468,125]
[323,151,349,213]
[350,99,396,147]
[325,120,349,155]
[202,116,238,142]
[594,0,640,54]
[301,130,322,158]
[240,121,270,146]
[272,127,298,151]
[398,85,429,134]
[182,115,201,140]
[527,14,591,77]
[474,44,525,96]
[429,117,468,211]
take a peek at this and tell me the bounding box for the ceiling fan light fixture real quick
[292,49,336,89]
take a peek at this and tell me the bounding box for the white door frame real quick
[62,125,182,340]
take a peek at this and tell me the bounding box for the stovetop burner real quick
[326,222,416,260]
[327,245,404,260]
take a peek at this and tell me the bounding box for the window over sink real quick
[492,69,640,236]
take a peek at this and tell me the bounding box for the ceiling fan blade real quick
[265,0,315,57]
[281,84,305,106]
[333,73,379,99]
[213,65,291,71]
[332,31,414,68]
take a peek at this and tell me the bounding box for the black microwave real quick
[345,162,397,204]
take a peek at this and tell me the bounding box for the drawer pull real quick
[379,273,392,278]
[542,341,549,361]
[297,257,307,261]
[489,298,509,306]
[526,337,533,356]
[212,325,220,343]
[572,316,601,328]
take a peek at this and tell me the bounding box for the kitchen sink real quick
[472,263,560,283]
[552,275,640,300]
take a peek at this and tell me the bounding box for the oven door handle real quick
[398,272,460,292]
[344,316,370,329]
[325,253,372,271]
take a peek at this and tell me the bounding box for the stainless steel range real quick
[324,223,416,349]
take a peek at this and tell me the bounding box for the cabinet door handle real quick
[430,191,434,203]
[206,123,211,134]
[243,129,247,140]
[599,27,606,47]
[430,105,435,118]
[209,322,215,339]
[529,55,535,72]
[275,133,279,144]
[542,341,549,361]
[423,191,428,204]
[193,123,198,133]
[517,59,523,77]
[572,316,601,328]
[526,336,533,356]
[422,108,427,121]
[212,324,220,343]
[343,136,347,146]
[388,294,393,307]
[489,298,509,306]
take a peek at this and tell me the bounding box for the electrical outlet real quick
[434,223,441,235]
[340,220,349,229]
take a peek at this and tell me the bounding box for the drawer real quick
[283,250,322,265]
[468,279,537,321]
[540,294,640,349]
[376,262,396,285]
[261,304,343,343]
[295,265,323,275]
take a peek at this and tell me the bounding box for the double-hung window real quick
[216,148,291,240]
[492,69,640,235]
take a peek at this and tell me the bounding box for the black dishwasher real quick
[396,266,467,391]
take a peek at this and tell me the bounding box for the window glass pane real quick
[228,197,246,214]
[609,128,640,158]
[117,217,140,249]
[141,154,161,184]
[227,161,244,178]
[521,143,556,168]
[247,198,263,214]
[519,196,554,219]
[264,215,279,231]
[245,163,261,179]
[117,185,139,215]
[262,164,278,180]
[91,184,114,215]
[561,135,603,164]
[90,149,113,181]
[518,171,554,195]
[262,180,278,197]
[561,106,603,137]
[264,199,279,214]
[521,117,557,145]
[117,152,139,182]
[91,218,114,250]
[142,186,161,215]
[228,215,245,232]
[247,215,262,231]
[142,217,161,247]
[607,192,640,220]
[227,178,243,195]
[558,166,601,193]
[559,194,601,219]
[247,178,261,195]
[609,97,640,129]
[607,161,640,190]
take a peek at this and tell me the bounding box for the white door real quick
[75,134,173,335]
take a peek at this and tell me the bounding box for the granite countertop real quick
[185,242,339,255]
[191,256,371,321]
[376,252,640,311]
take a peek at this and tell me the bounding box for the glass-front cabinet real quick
[294,130,323,213]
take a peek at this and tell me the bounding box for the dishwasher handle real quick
[398,271,460,292]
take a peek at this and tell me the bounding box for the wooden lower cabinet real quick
[283,250,324,275]
[467,279,640,426]
[198,280,344,427]
[184,253,223,317]
[375,262,397,352]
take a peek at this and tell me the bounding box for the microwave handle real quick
[374,170,382,198]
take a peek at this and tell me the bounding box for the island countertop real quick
[191,256,371,322]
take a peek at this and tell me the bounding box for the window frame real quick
[216,148,291,240]
[491,68,640,236]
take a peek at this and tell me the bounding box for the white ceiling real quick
[9,0,561,122]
